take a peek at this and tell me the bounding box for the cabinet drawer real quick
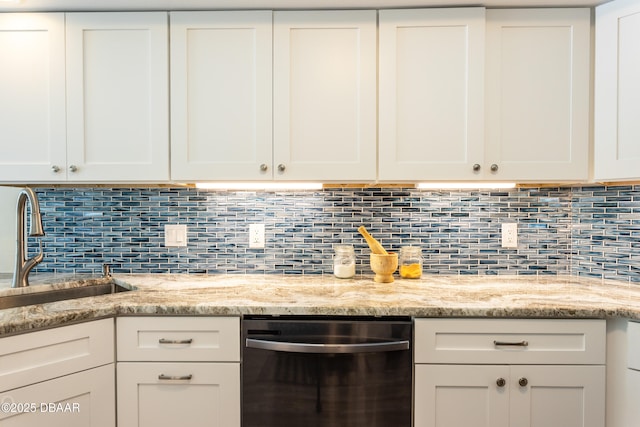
[117,317,240,362]
[0,319,114,393]
[415,318,605,364]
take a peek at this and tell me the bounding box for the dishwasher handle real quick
[245,338,410,354]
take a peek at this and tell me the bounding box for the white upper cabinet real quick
[66,12,169,182]
[273,10,377,182]
[594,0,640,181]
[378,8,486,182]
[170,11,273,181]
[379,8,589,183]
[0,13,66,183]
[485,9,590,181]
[171,10,376,183]
[0,8,597,184]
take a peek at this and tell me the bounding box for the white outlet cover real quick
[165,224,187,247]
[501,223,518,248]
[249,224,265,249]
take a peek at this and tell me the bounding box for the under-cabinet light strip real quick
[195,182,516,190]
[195,182,323,191]
[417,182,517,190]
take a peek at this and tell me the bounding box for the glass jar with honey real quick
[399,246,423,279]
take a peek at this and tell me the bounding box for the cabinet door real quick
[415,365,509,427]
[510,365,605,427]
[379,8,485,181]
[0,364,115,427]
[627,369,640,425]
[273,11,376,182]
[170,11,273,181]
[594,0,640,181]
[66,12,169,182]
[485,9,590,181]
[0,13,66,183]
[117,362,240,427]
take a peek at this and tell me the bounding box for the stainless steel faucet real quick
[12,188,45,288]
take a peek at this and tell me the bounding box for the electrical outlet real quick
[165,224,187,247]
[249,224,265,249]
[501,223,518,248]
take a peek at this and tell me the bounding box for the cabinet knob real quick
[277,164,286,172]
[473,164,481,172]
[496,378,506,388]
[260,163,268,172]
[51,165,60,173]
[490,164,499,172]
[69,165,78,173]
[518,377,528,387]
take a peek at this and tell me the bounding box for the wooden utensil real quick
[358,226,388,255]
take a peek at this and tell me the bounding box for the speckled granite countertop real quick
[2,274,640,336]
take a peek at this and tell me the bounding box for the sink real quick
[0,283,131,310]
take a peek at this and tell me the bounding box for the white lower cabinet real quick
[416,364,604,427]
[116,316,241,427]
[0,364,115,427]
[627,369,640,423]
[626,320,640,424]
[414,319,606,427]
[0,319,115,427]
[117,362,239,427]
[416,364,509,427]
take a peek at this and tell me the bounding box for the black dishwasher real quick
[242,316,412,427]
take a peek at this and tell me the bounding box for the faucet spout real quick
[12,188,45,288]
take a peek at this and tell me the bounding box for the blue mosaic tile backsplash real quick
[26,185,640,282]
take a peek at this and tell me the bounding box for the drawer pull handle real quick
[159,338,193,345]
[519,377,528,387]
[496,378,506,388]
[493,340,529,347]
[158,374,193,381]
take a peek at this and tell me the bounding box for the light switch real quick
[165,224,187,247]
